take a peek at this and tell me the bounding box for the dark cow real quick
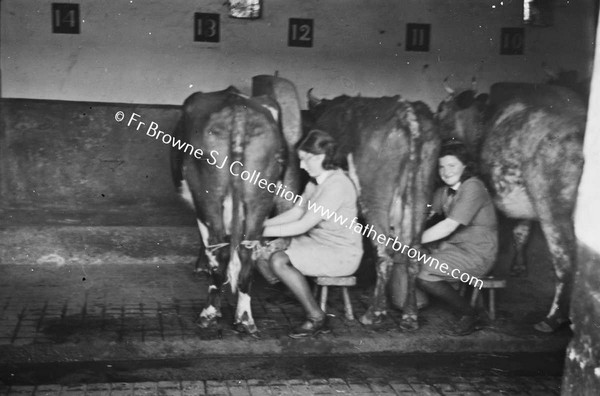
[305,91,440,329]
[545,68,591,105]
[171,80,301,335]
[436,80,586,332]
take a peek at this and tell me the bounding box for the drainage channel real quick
[0,351,565,386]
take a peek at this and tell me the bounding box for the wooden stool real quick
[469,276,507,320]
[313,276,356,321]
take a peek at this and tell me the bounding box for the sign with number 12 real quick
[289,18,313,48]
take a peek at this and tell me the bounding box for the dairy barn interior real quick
[1,0,600,395]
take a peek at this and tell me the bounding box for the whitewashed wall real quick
[576,26,600,254]
[1,0,596,107]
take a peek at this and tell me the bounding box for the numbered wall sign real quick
[195,13,220,43]
[52,3,80,34]
[288,18,313,48]
[500,28,524,55]
[405,23,430,52]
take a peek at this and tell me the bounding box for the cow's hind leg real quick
[197,244,228,328]
[359,245,394,325]
[197,268,227,328]
[234,289,258,336]
[525,166,577,331]
[232,247,260,337]
[533,218,574,332]
[192,218,221,328]
[510,219,532,277]
[192,213,229,329]
[398,128,439,332]
[526,133,581,332]
[398,255,420,331]
[193,230,210,274]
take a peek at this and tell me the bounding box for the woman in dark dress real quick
[417,140,498,336]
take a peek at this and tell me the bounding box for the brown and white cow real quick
[436,80,586,332]
[171,78,302,335]
[305,91,441,330]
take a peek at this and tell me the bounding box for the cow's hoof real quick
[193,269,210,279]
[195,317,214,328]
[359,312,386,325]
[399,316,419,332]
[233,322,260,337]
[358,314,372,325]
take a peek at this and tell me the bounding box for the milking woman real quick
[257,129,363,338]
[416,140,498,336]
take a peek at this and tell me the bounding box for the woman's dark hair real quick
[439,139,478,182]
[297,129,341,170]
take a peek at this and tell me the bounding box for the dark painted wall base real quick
[1,99,183,211]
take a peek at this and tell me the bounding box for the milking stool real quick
[468,276,507,320]
[313,276,356,321]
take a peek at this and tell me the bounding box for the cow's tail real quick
[170,114,195,209]
[226,104,246,293]
[398,101,423,245]
[170,115,185,189]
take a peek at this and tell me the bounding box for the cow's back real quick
[480,87,586,219]
[180,87,282,159]
[313,96,405,161]
[488,82,585,115]
[312,96,438,240]
[174,87,285,239]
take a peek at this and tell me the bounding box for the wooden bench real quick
[313,276,356,321]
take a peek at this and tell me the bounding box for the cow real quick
[436,79,586,332]
[171,78,302,335]
[545,68,591,106]
[305,90,441,330]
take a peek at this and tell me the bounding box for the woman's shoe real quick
[288,316,331,339]
[533,317,571,333]
[442,313,481,336]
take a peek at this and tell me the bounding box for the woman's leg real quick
[416,278,475,316]
[417,278,481,335]
[269,251,324,321]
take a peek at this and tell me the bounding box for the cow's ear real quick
[455,90,476,109]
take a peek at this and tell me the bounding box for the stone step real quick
[0,225,199,266]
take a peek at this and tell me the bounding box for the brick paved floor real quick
[0,263,356,345]
[0,262,569,349]
[0,375,562,395]
[0,262,569,395]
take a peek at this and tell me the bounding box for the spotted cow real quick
[437,80,586,332]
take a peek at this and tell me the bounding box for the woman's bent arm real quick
[421,218,460,244]
[263,206,304,227]
[263,210,324,237]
